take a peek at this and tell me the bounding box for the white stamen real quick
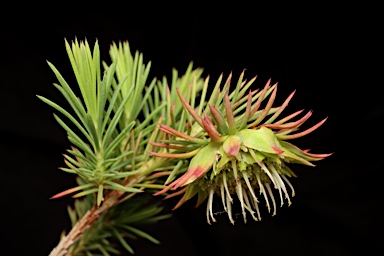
[208,188,216,223]
[247,188,261,221]
[226,192,235,224]
[256,171,271,213]
[220,183,227,211]
[265,183,277,216]
[231,160,239,184]
[206,200,211,225]
[260,163,277,188]
[249,149,277,188]
[242,188,258,221]
[254,196,261,221]
[276,182,284,207]
[281,174,295,197]
[269,163,291,206]
[223,171,233,203]
[269,168,284,207]
[236,183,247,223]
[242,172,259,203]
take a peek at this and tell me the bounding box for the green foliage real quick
[41,38,208,255]
[38,39,158,204]
[68,194,171,255]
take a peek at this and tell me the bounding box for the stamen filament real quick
[206,188,216,224]
[223,171,233,203]
[236,183,247,223]
[269,163,291,205]
[242,172,259,203]
[231,159,239,184]
[220,183,227,211]
[265,183,277,216]
[242,188,258,221]
[226,192,235,224]
[256,171,271,213]
[281,175,296,197]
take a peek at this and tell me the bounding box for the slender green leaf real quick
[100,72,131,140]
[104,121,135,158]
[97,184,103,206]
[47,62,86,117]
[97,61,117,137]
[102,85,135,150]
[86,113,99,151]
[53,114,96,155]
[103,180,143,193]
[52,83,89,132]
[111,228,134,254]
[38,96,92,143]
[123,225,159,244]
[72,188,99,198]
[165,160,185,185]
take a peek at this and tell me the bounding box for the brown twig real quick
[49,177,140,256]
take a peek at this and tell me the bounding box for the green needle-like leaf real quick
[97,184,104,206]
[47,62,87,117]
[53,114,96,156]
[37,96,92,143]
[103,180,143,193]
[111,228,134,254]
[123,225,160,244]
[103,121,135,158]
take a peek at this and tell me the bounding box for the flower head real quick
[149,72,331,224]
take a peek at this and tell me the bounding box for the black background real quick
[1,5,382,256]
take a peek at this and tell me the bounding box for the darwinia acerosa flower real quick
[149,72,331,224]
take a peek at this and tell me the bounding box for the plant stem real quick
[49,177,139,256]
[49,156,167,255]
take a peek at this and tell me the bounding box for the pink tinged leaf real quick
[223,135,241,157]
[170,102,176,125]
[263,111,312,130]
[232,88,259,111]
[280,141,333,160]
[224,93,236,134]
[172,185,200,210]
[240,91,254,128]
[50,184,93,199]
[238,127,283,155]
[264,90,296,124]
[174,142,218,188]
[277,118,327,140]
[150,171,173,178]
[209,105,230,134]
[250,79,271,116]
[176,88,204,128]
[249,84,278,127]
[302,151,333,159]
[148,148,200,159]
[153,179,180,196]
[275,109,304,124]
[159,124,205,144]
[202,113,222,142]
[163,186,188,200]
[272,145,284,154]
[280,145,315,166]
[149,142,188,150]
